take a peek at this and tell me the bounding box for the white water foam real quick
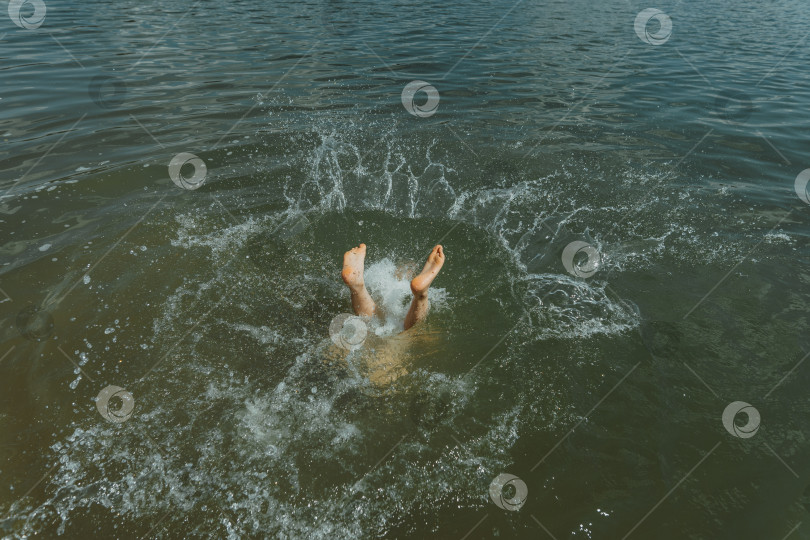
[362,258,448,336]
[14,121,771,539]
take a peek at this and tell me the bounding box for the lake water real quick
[2,0,810,538]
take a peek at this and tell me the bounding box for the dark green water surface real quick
[2,0,810,538]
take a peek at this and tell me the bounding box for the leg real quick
[404,245,445,331]
[342,243,376,317]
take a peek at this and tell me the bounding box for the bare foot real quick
[411,245,445,297]
[342,243,367,290]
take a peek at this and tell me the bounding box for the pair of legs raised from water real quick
[341,244,445,331]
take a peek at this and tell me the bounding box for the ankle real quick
[410,287,428,299]
[349,283,366,294]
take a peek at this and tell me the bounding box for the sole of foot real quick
[411,245,445,296]
[342,243,367,289]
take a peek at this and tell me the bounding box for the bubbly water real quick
[2,0,810,538]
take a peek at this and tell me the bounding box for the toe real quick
[431,245,444,263]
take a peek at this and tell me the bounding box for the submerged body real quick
[336,243,446,385]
